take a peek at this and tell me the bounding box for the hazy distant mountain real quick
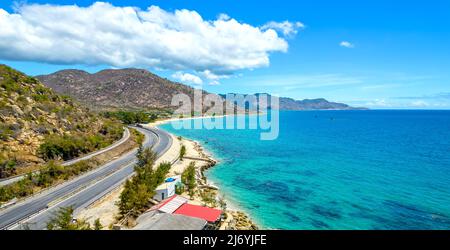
[220,93,366,110]
[278,96,366,110]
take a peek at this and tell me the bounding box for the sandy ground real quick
[76,186,124,228]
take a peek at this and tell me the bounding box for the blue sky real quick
[1,0,449,109]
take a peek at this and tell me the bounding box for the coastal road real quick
[0,128,131,187]
[0,126,172,230]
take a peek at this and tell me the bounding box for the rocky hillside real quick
[37,68,200,111]
[0,65,123,176]
[37,68,247,116]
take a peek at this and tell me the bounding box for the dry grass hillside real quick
[0,65,123,177]
[36,68,241,114]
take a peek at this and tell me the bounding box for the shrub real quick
[38,134,88,161]
[0,186,12,202]
[38,122,122,161]
[46,206,92,230]
[0,124,14,140]
[99,120,123,140]
[182,162,196,197]
[200,189,217,207]
[93,219,103,230]
[0,160,98,202]
[24,76,38,85]
[131,129,145,145]
[32,93,49,102]
[175,184,184,195]
[0,159,17,178]
[102,111,157,125]
[179,145,186,161]
[0,79,21,93]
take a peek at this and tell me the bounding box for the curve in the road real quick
[0,128,131,187]
[0,126,172,230]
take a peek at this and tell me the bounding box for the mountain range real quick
[36,68,197,111]
[36,68,365,111]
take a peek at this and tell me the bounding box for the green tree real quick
[154,162,171,184]
[93,219,103,230]
[46,207,91,230]
[119,148,168,216]
[175,184,184,195]
[179,145,186,161]
[136,147,157,168]
[102,111,157,125]
[118,179,137,215]
[182,162,196,197]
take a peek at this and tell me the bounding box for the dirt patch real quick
[76,185,124,229]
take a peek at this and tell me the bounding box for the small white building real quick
[153,175,182,202]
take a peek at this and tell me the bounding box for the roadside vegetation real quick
[0,160,97,202]
[0,158,17,178]
[102,111,157,125]
[118,146,171,216]
[38,120,123,161]
[0,64,125,178]
[46,206,102,230]
[0,129,144,203]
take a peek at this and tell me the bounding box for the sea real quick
[159,110,450,229]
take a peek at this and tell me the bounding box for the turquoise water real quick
[160,110,450,229]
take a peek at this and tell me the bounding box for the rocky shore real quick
[185,138,259,230]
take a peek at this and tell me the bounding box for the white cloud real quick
[365,99,391,107]
[208,80,220,86]
[352,97,450,109]
[171,71,203,85]
[245,73,363,89]
[396,92,450,100]
[0,2,290,74]
[200,70,230,80]
[410,100,429,107]
[200,70,237,85]
[218,13,230,21]
[340,41,355,48]
[261,21,305,36]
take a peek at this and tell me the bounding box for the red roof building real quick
[174,203,222,223]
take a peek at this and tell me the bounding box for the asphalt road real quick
[0,126,172,230]
[0,128,131,187]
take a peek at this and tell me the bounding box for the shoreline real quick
[75,115,261,230]
[152,115,261,230]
